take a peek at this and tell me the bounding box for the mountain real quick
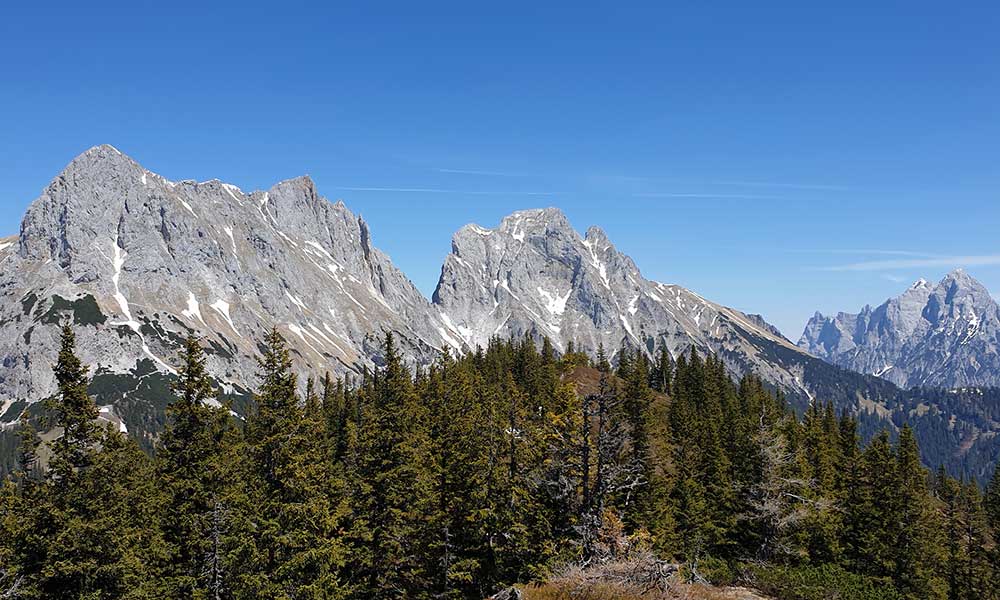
[432,207,898,409]
[0,145,466,434]
[1,146,995,482]
[799,270,1000,388]
[0,148,895,426]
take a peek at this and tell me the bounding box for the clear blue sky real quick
[2,1,999,338]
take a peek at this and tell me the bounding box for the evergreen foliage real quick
[0,327,996,599]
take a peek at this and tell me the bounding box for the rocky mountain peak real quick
[0,146,462,418]
[799,269,1000,387]
[497,207,573,240]
[433,208,828,404]
[937,267,989,297]
[72,144,138,170]
[584,224,611,245]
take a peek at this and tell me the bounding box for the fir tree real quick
[47,325,100,486]
[157,335,235,598]
[15,327,166,597]
[892,426,943,598]
[238,328,349,598]
[986,463,1000,540]
[348,332,434,598]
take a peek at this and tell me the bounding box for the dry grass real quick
[522,580,764,600]
[517,556,768,600]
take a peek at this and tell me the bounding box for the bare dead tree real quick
[202,494,230,600]
[741,411,827,562]
[578,370,646,565]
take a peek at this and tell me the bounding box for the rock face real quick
[0,147,899,430]
[432,207,866,404]
[799,270,1000,388]
[0,145,464,423]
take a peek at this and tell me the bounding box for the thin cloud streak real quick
[336,186,560,196]
[790,249,941,258]
[633,192,780,200]
[820,255,1000,271]
[712,180,854,191]
[433,168,527,177]
[600,174,854,192]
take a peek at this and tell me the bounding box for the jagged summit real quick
[433,208,835,404]
[799,270,1000,387]
[0,146,466,419]
[0,149,905,429]
[78,143,128,160]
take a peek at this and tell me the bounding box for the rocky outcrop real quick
[432,207,869,405]
[799,270,1000,388]
[0,145,465,422]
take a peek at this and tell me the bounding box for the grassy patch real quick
[39,294,107,326]
[21,291,38,316]
[0,400,28,424]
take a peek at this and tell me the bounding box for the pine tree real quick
[237,328,349,598]
[16,326,166,597]
[47,325,100,486]
[986,463,1000,540]
[157,335,235,598]
[892,426,943,597]
[348,332,434,598]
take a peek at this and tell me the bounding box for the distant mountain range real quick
[0,146,996,482]
[799,270,1000,388]
[0,145,886,421]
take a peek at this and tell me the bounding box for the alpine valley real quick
[0,146,997,482]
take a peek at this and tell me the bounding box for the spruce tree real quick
[422,358,493,598]
[837,412,866,571]
[892,426,943,597]
[238,328,349,598]
[858,431,896,578]
[348,332,433,598]
[47,325,100,486]
[18,327,166,597]
[986,463,1000,540]
[649,346,672,393]
[157,335,235,598]
[956,480,994,600]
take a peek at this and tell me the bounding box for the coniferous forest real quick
[1,326,998,599]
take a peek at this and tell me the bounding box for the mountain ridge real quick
[0,146,904,425]
[0,144,467,424]
[2,145,997,483]
[799,269,1000,388]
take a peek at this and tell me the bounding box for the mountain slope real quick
[799,270,1000,388]
[432,207,898,409]
[0,145,464,426]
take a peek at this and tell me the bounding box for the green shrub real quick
[749,563,903,600]
[696,556,736,586]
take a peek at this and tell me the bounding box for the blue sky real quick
[2,1,999,338]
